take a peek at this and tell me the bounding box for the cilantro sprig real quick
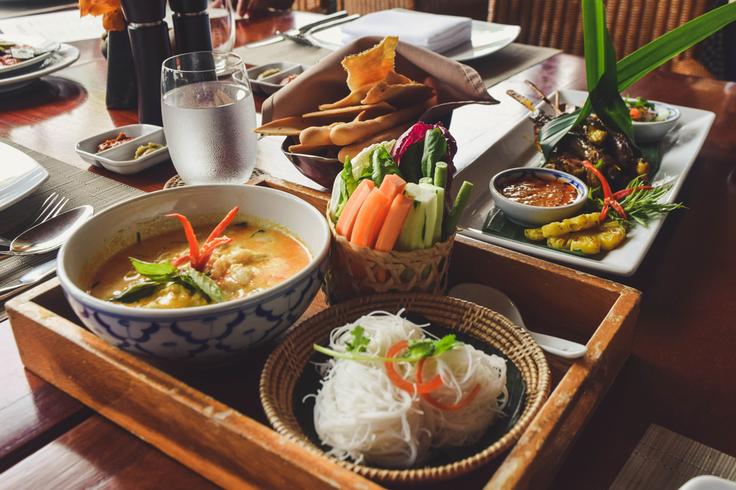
[313,327,458,363]
[110,258,224,304]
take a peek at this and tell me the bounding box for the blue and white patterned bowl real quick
[490,167,589,226]
[57,184,330,363]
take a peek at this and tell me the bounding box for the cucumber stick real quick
[421,182,445,244]
[397,183,446,250]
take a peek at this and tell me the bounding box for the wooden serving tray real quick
[6,176,641,489]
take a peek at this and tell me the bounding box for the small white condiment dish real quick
[490,167,588,226]
[248,62,307,95]
[628,99,681,142]
[95,130,169,175]
[75,124,165,169]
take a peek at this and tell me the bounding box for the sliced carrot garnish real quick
[384,340,443,394]
[416,358,481,411]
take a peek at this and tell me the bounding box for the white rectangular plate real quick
[454,89,715,276]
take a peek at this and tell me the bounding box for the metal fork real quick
[0,192,68,247]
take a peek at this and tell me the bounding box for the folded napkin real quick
[341,9,472,54]
[262,36,496,124]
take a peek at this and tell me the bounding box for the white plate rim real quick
[0,43,79,91]
[0,143,49,212]
[304,17,521,62]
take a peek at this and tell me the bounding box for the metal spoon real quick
[448,283,588,359]
[0,205,93,256]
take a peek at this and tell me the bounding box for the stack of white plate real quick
[0,35,79,93]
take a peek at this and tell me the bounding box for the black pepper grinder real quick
[170,0,213,54]
[120,0,172,125]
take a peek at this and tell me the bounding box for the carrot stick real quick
[375,194,413,251]
[205,206,239,243]
[336,179,375,238]
[378,174,406,202]
[167,213,200,265]
[350,188,390,248]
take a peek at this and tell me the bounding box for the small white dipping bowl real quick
[57,184,330,363]
[629,99,681,142]
[490,168,588,226]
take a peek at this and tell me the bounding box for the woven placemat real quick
[163,168,265,189]
[612,424,736,489]
[0,141,143,317]
[236,42,560,90]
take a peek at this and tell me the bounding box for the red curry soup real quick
[87,214,311,309]
[498,176,578,207]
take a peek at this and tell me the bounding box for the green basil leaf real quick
[178,267,225,303]
[109,281,160,303]
[129,258,177,281]
[420,128,448,180]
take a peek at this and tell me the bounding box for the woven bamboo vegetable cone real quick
[324,211,454,304]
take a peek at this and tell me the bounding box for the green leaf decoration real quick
[177,267,224,303]
[346,326,371,353]
[538,0,736,156]
[130,258,177,281]
[109,281,160,303]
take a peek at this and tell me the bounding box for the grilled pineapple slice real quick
[540,213,600,238]
[546,222,627,255]
[524,227,545,241]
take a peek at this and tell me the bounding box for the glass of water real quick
[208,0,236,54]
[161,51,256,184]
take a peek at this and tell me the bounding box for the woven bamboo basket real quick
[259,293,551,485]
[323,210,454,304]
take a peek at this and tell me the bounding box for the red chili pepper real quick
[609,200,628,220]
[582,160,613,199]
[611,186,653,201]
[205,206,239,243]
[582,160,635,221]
[384,341,444,395]
[168,208,239,271]
[167,213,200,265]
[194,236,232,270]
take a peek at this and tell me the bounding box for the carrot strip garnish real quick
[167,213,200,264]
[205,206,239,243]
[384,340,443,394]
[416,362,480,411]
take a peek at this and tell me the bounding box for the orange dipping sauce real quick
[499,177,577,207]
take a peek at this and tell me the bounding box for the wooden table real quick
[1,10,735,490]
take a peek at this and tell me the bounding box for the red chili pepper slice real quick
[582,160,613,200]
[416,362,481,411]
[611,186,653,201]
[384,341,443,395]
[167,213,200,265]
[194,236,232,270]
[609,199,628,220]
[205,206,239,243]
